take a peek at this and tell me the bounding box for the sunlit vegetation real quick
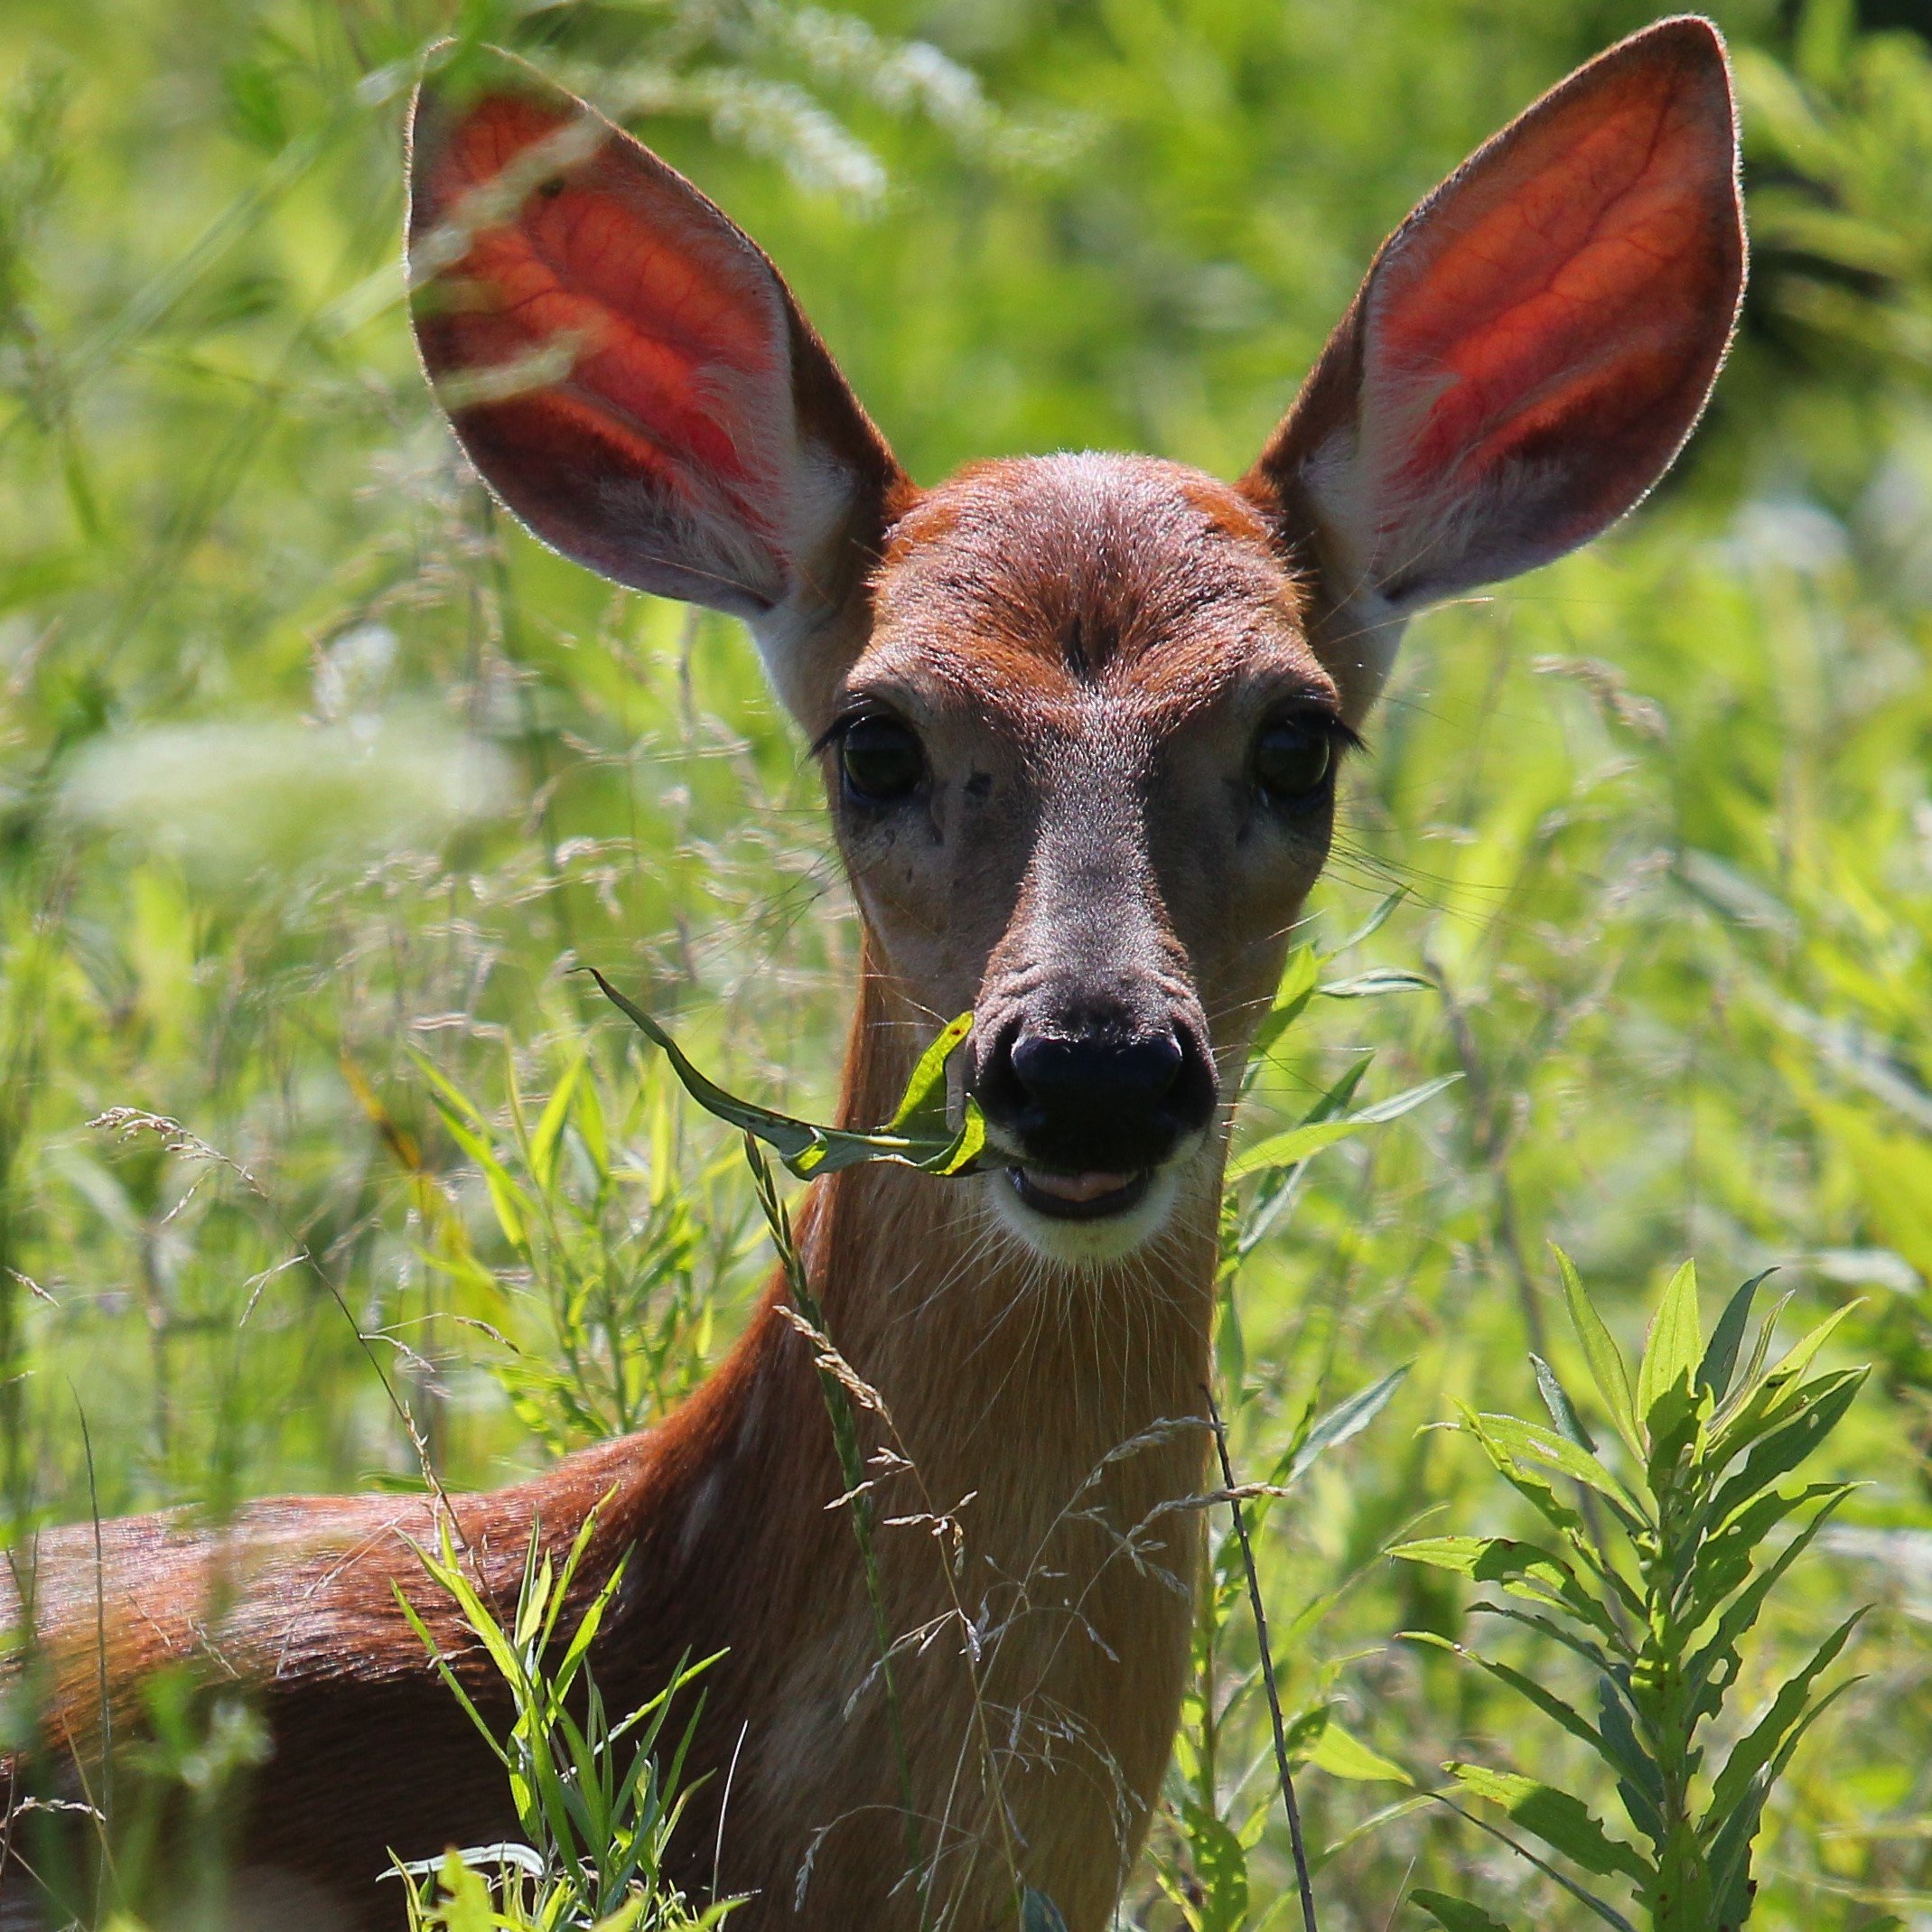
[3,0,1932,1924]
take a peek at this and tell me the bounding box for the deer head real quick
[406,19,1743,1268]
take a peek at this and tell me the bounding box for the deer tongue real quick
[1019,1169,1136,1204]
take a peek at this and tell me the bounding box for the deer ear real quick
[406,51,905,725]
[1246,16,1744,723]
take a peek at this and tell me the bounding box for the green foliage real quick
[592,974,985,1178]
[1155,921,1433,1928]
[396,1509,732,1931]
[1,0,1930,1927]
[406,1040,757,1449]
[1395,1256,1869,1931]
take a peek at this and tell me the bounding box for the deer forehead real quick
[852,452,1330,746]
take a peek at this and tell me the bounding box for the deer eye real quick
[839,715,924,806]
[1253,714,1334,807]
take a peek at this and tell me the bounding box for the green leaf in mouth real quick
[589,969,985,1180]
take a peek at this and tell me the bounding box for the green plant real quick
[593,985,994,1916]
[400,1039,759,1452]
[1152,910,1450,1932]
[396,1507,732,1932]
[6,0,1932,1924]
[1395,1256,1870,1932]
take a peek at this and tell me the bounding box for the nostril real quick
[1126,1031,1183,1099]
[1009,1030,1183,1106]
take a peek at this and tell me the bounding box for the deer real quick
[2,17,1743,1931]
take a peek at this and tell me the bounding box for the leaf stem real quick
[743,1137,927,1906]
[1204,1382,1318,1932]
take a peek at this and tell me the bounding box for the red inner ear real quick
[1363,25,1742,569]
[410,84,795,604]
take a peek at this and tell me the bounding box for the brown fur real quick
[3,459,1307,1932]
[3,20,1746,1930]
[5,955,1218,1931]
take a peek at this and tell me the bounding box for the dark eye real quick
[1253,714,1335,807]
[839,715,924,806]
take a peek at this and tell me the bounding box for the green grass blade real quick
[1531,1354,1597,1454]
[1323,885,1408,957]
[1553,1247,1641,1457]
[1282,1364,1411,1487]
[1227,1076,1459,1181]
[1247,945,1321,1066]
[1316,966,1433,998]
[1636,1258,1702,1430]
[528,1050,587,1196]
[1697,1269,1774,1403]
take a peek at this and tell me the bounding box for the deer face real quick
[407,23,1743,1262]
[826,455,1342,1259]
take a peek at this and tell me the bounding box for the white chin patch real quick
[984,1162,1185,1266]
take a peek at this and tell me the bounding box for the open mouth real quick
[1009,1167,1153,1222]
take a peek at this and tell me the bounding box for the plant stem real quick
[744,1139,926,1901]
[1204,1384,1318,1932]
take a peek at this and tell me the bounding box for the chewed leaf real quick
[886,1010,973,1133]
[591,972,983,1178]
[1705,1609,1867,1846]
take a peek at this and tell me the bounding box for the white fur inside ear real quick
[1295,425,1408,723]
[1311,341,1501,616]
[747,437,864,721]
[597,466,790,611]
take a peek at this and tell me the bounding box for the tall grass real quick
[397,1513,730,1931]
[2,0,1930,1925]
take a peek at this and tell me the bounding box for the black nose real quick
[978,1022,1214,1172]
[1010,1031,1182,1114]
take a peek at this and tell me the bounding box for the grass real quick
[397,1512,730,1931]
[3,0,1932,1925]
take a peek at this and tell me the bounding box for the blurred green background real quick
[3,0,1932,1924]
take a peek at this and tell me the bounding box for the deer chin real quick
[979,1134,1208,1266]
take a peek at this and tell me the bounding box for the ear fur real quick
[406,48,907,725]
[1246,16,1745,723]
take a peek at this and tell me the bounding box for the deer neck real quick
[807,955,1223,1533]
[579,957,1227,1927]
